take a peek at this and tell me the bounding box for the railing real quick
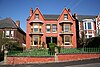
[60,48,100,54]
[8,48,100,56]
[8,49,51,56]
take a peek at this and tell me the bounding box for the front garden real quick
[8,47,100,57]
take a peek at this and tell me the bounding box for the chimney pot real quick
[30,8,33,16]
[68,8,71,13]
[74,13,78,19]
[16,20,20,27]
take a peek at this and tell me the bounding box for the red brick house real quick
[26,7,77,49]
[0,18,26,45]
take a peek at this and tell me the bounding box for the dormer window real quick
[64,14,68,20]
[35,14,39,20]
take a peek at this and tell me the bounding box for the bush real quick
[0,51,4,61]
[85,36,100,48]
[6,42,23,51]
[48,43,56,55]
[56,46,61,53]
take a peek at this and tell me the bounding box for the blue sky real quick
[0,0,100,32]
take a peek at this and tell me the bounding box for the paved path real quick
[0,58,100,67]
[66,63,100,67]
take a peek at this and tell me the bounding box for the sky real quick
[0,0,100,32]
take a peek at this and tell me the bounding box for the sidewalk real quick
[0,58,100,67]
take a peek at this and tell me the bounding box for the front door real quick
[46,37,57,48]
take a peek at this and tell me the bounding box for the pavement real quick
[0,58,100,67]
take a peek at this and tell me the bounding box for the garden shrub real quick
[48,43,56,55]
[85,36,100,48]
[56,46,61,53]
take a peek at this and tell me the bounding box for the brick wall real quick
[7,53,100,64]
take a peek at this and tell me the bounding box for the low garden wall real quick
[7,53,100,64]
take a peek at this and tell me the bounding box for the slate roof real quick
[77,15,97,21]
[27,14,97,21]
[43,14,97,21]
[43,14,59,20]
[0,18,17,28]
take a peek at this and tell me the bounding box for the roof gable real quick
[58,8,74,21]
[29,7,44,21]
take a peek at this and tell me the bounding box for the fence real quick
[8,48,100,56]
[60,48,100,54]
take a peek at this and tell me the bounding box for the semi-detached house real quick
[26,7,77,49]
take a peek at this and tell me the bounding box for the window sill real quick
[46,32,51,33]
[52,32,57,33]
[61,45,73,46]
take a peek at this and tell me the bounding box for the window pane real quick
[35,14,39,19]
[52,24,57,32]
[85,23,86,29]
[46,24,50,32]
[88,23,92,29]
[65,36,70,42]
[64,14,68,20]
[64,25,70,32]
[34,24,38,32]
[34,36,38,45]
[34,28,38,32]
[11,31,14,37]
[6,30,10,36]
[89,35,92,38]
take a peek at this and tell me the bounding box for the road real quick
[0,58,100,67]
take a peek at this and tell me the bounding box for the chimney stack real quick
[68,8,71,14]
[30,8,33,16]
[16,20,20,27]
[73,13,78,19]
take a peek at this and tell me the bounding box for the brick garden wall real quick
[7,53,100,65]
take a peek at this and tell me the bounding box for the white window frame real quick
[83,19,94,30]
[46,24,51,33]
[52,24,57,33]
[35,14,39,20]
[11,31,14,37]
[64,14,68,20]
[6,30,10,36]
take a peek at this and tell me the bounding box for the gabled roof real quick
[0,18,17,28]
[43,14,59,20]
[0,18,26,34]
[77,15,97,21]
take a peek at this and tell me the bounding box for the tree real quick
[0,32,21,51]
[78,31,86,48]
[0,32,11,51]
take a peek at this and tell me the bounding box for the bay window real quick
[88,22,92,29]
[64,35,71,45]
[33,35,41,45]
[63,24,70,32]
[34,24,38,32]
